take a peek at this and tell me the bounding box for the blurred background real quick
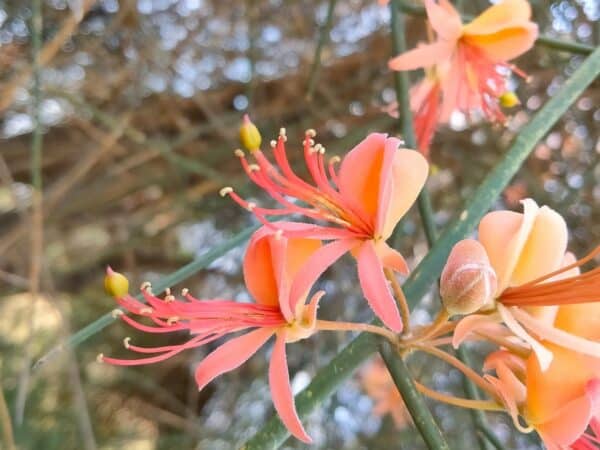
[0,0,598,449]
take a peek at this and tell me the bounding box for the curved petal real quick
[484,374,531,433]
[478,198,539,292]
[424,0,462,40]
[452,313,504,348]
[388,41,454,71]
[195,328,274,391]
[289,239,359,313]
[511,307,600,361]
[377,242,409,275]
[244,227,279,307]
[377,148,429,240]
[463,25,538,62]
[268,234,293,322]
[269,331,312,443]
[463,0,532,35]
[357,240,403,332]
[555,303,600,341]
[498,305,553,371]
[511,205,567,286]
[337,133,387,228]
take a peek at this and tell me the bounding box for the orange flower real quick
[388,0,538,152]
[451,199,600,371]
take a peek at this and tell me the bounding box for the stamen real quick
[234,149,245,158]
[96,353,104,363]
[123,337,131,348]
[111,308,124,318]
[181,288,189,296]
[140,281,152,291]
[219,186,233,197]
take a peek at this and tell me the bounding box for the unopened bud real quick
[104,266,129,298]
[440,239,497,315]
[239,114,262,152]
[499,91,520,108]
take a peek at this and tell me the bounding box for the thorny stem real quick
[384,267,411,334]
[315,320,399,344]
[414,381,503,412]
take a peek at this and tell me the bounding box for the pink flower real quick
[100,224,325,443]
[388,0,538,152]
[223,123,428,331]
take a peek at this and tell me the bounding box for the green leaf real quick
[243,45,600,449]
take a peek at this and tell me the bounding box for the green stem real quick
[390,0,436,245]
[306,0,338,100]
[396,0,594,55]
[380,343,450,450]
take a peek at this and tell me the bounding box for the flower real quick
[222,122,428,331]
[451,198,600,371]
[482,301,600,448]
[388,0,538,152]
[100,224,325,443]
[359,357,411,428]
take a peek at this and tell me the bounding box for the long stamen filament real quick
[414,381,504,412]
[384,268,411,335]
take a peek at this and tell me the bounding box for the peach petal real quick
[377,148,429,240]
[498,305,553,371]
[463,25,538,62]
[388,41,455,71]
[374,137,397,239]
[424,0,462,40]
[377,242,409,275]
[357,240,403,332]
[289,238,359,311]
[478,198,539,292]
[535,394,593,447]
[195,328,274,391]
[511,307,600,360]
[452,313,504,348]
[484,374,531,433]
[269,331,312,443]
[268,234,293,322]
[511,205,567,286]
[555,303,600,342]
[244,228,279,307]
[462,0,533,36]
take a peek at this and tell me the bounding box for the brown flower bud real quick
[440,239,497,315]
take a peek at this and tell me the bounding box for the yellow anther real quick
[96,353,104,363]
[220,187,233,197]
[140,281,152,291]
[104,267,129,298]
[330,156,341,164]
[181,288,189,296]
[239,114,262,152]
[111,308,124,318]
[246,202,256,211]
[499,91,520,108]
[123,337,131,348]
[248,164,260,172]
[306,129,316,137]
[234,149,245,158]
[279,127,287,137]
[164,295,175,302]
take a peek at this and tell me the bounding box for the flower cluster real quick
[98,1,599,447]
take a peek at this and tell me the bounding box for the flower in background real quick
[388,0,538,153]
[223,117,429,332]
[360,357,411,428]
[100,224,325,443]
[449,199,600,372]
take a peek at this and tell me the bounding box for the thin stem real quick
[413,344,497,398]
[457,347,506,450]
[414,381,503,412]
[380,342,450,450]
[306,0,337,100]
[315,320,398,344]
[384,267,411,334]
[395,0,594,55]
[410,309,450,344]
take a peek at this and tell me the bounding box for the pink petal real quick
[536,392,594,447]
[244,227,280,307]
[269,331,312,443]
[268,235,294,322]
[424,0,462,40]
[195,328,274,391]
[289,238,359,313]
[388,41,454,71]
[357,240,403,332]
[378,242,409,275]
[377,147,429,240]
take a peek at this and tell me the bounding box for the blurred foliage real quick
[0,0,598,449]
